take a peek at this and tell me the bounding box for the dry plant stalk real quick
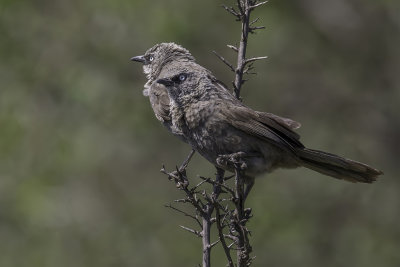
[161,1,268,266]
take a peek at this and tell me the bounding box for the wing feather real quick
[221,102,304,151]
[149,82,171,122]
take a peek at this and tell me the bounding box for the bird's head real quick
[131,42,195,81]
[156,62,214,106]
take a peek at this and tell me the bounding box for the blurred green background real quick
[0,0,399,266]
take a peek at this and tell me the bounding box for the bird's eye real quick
[171,73,188,83]
[179,74,187,82]
[149,56,154,62]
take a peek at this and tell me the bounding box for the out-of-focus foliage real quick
[0,0,399,266]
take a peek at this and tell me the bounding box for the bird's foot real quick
[217,151,248,170]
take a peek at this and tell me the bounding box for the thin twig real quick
[179,149,196,171]
[227,44,238,52]
[250,0,268,10]
[245,56,268,65]
[222,5,241,19]
[180,225,203,238]
[215,203,235,267]
[165,204,202,228]
[213,51,235,72]
[250,26,266,33]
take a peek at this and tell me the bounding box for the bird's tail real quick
[297,148,383,183]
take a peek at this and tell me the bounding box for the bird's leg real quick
[217,152,256,201]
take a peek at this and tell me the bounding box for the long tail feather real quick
[297,148,383,183]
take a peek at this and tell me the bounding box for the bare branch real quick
[192,178,211,191]
[228,241,237,249]
[243,64,257,75]
[224,174,235,181]
[249,26,266,33]
[213,51,235,72]
[250,0,268,10]
[224,234,237,240]
[180,225,203,238]
[165,204,202,228]
[250,17,260,26]
[215,203,234,266]
[245,56,268,65]
[179,149,196,171]
[173,198,189,203]
[198,176,236,197]
[222,5,240,19]
[227,44,238,52]
[210,240,220,249]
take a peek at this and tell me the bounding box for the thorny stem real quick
[202,214,212,267]
[164,1,267,267]
[215,203,235,267]
[227,0,267,266]
[234,167,252,267]
[233,0,252,99]
[202,167,225,267]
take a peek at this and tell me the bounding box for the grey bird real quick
[154,52,383,191]
[131,43,196,140]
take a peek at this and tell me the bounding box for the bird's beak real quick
[157,78,174,87]
[130,55,146,63]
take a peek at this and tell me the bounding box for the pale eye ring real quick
[179,74,187,81]
[149,56,154,62]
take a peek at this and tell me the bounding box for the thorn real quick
[224,234,237,240]
[250,26,266,33]
[245,56,268,65]
[174,198,188,203]
[160,164,167,174]
[228,240,237,249]
[250,17,260,26]
[250,0,269,10]
[210,240,220,248]
[192,179,209,191]
[224,174,235,181]
[227,44,238,52]
[212,51,235,72]
[180,225,202,238]
[221,5,240,18]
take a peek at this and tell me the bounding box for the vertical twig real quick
[202,213,212,267]
[233,0,251,99]
[164,1,268,266]
[233,167,252,266]
[220,0,267,266]
[215,204,235,267]
[202,168,225,267]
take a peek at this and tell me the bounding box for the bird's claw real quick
[217,151,247,170]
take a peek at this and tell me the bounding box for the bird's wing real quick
[256,112,301,131]
[255,111,301,140]
[209,78,303,150]
[149,82,171,122]
[221,103,304,151]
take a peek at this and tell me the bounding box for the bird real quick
[154,47,383,189]
[131,43,196,140]
[132,43,383,195]
[131,43,230,141]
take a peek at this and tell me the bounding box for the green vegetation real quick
[0,0,399,266]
